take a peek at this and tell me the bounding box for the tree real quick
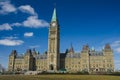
[0,64,2,72]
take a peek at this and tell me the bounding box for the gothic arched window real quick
[51,55,54,62]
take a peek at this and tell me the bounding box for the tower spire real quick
[69,43,74,53]
[51,7,57,22]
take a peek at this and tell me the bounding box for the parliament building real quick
[8,8,114,73]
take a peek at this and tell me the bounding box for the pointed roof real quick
[82,45,89,51]
[10,50,17,56]
[25,49,32,55]
[69,43,74,53]
[32,48,37,55]
[104,43,111,51]
[105,43,111,49]
[51,8,57,22]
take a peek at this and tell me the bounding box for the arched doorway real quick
[96,69,98,72]
[50,64,54,70]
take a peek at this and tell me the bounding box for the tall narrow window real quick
[51,55,54,62]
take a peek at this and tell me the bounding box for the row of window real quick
[37,66,47,70]
[66,59,112,62]
[66,68,87,72]
[90,64,113,67]
[36,62,47,65]
[65,64,113,68]
[15,66,23,69]
[65,65,88,68]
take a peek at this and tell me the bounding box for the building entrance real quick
[50,64,54,70]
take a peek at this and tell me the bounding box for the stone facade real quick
[8,49,34,71]
[64,44,114,72]
[8,8,114,73]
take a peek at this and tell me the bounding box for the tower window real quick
[50,31,55,34]
[51,55,54,62]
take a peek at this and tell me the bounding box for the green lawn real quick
[0,75,120,80]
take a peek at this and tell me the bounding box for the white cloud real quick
[23,16,49,28]
[0,39,24,46]
[24,32,33,37]
[3,36,18,39]
[111,40,120,53]
[29,45,40,48]
[11,22,22,27]
[111,41,120,47]
[18,5,37,15]
[115,47,120,53]
[0,23,12,30]
[0,16,49,30]
[0,1,49,30]
[0,1,16,14]
[0,1,35,15]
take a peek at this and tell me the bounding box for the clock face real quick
[51,22,56,27]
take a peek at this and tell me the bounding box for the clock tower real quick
[47,8,60,71]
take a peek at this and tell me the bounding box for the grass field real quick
[0,75,120,80]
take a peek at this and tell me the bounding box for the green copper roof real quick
[51,8,57,22]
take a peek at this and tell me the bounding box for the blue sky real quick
[0,0,120,70]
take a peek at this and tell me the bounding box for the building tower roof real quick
[104,43,111,49]
[51,8,57,22]
[69,43,74,53]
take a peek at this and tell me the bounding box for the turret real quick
[103,44,114,72]
[103,44,113,55]
[81,45,90,53]
[32,48,38,57]
[104,43,112,51]
[81,45,90,72]
[24,49,33,71]
[10,50,17,56]
[25,49,32,56]
[68,44,74,54]
[8,50,17,71]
